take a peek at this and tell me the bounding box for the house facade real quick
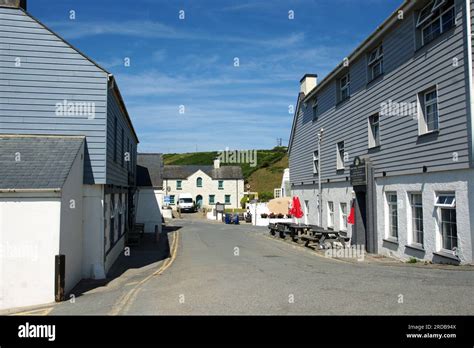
[0,0,138,309]
[136,153,164,233]
[289,0,474,264]
[163,159,244,209]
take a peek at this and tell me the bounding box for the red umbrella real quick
[290,196,304,219]
[347,200,355,225]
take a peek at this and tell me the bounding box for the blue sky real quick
[30,0,401,153]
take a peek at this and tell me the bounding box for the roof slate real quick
[137,153,163,188]
[0,135,84,190]
[163,165,243,180]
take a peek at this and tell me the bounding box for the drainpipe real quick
[318,129,324,226]
[466,0,474,168]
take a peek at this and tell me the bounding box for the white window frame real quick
[420,0,455,46]
[336,141,345,170]
[368,113,380,148]
[339,74,350,101]
[313,150,319,174]
[340,202,348,231]
[418,87,439,135]
[176,180,182,190]
[368,45,383,80]
[408,193,424,246]
[416,1,435,28]
[434,192,457,252]
[386,192,398,239]
[218,180,224,190]
[328,201,335,228]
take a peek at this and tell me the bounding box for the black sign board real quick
[215,203,225,213]
[350,156,366,186]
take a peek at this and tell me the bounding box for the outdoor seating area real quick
[268,222,350,250]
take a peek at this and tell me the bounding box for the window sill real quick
[383,237,399,245]
[218,188,224,190]
[418,129,439,138]
[336,97,351,107]
[367,74,384,87]
[405,244,425,252]
[433,250,460,262]
[368,144,381,151]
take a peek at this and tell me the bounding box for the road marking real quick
[11,307,53,316]
[108,231,180,315]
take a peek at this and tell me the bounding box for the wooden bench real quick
[300,234,320,247]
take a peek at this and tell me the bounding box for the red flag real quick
[347,200,355,225]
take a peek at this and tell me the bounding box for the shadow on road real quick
[67,225,182,299]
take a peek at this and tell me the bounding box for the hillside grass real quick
[162,147,288,197]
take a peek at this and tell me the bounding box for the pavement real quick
[7,214,474,315]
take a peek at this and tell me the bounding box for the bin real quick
[225,214,231,224]
[234,214,239,225]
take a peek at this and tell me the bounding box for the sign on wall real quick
[350,156,367,186]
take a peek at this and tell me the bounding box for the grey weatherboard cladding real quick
[0,6,138,186]
[289,0,472,186]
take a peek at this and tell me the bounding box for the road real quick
[47,216,474,315]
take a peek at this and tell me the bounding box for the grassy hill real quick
[163,147,288,198]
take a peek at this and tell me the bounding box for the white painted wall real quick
[0,194,61,310]
[376,169,473,264]
[292,182,353,236]
[59,143,84,294]
[82,185,105,279]
[164,170,244,209]
[136,188,163,233]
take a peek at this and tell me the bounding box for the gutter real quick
[466,0,474,167]
[0,188,61,193]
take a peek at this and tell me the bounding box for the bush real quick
[241,194,256,208]
[261,213,268,218]
[258,191,274,202]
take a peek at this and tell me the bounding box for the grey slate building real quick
[289,0,474,264]
[0,0,140,304]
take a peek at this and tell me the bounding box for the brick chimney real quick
[300,74,317,96]
[0,0,27,10]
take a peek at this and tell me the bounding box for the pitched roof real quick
[163,165,243,180]
[0,135,84,190]
[137,153,163,188]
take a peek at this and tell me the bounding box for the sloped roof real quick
[137,153,163,188]
[0,135,84,190]
[163,165,243,180]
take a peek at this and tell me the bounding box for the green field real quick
[163,147,288,198]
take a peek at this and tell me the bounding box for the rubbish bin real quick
[234,214,239,225]
[225,214,231,224]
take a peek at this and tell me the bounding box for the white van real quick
[178,193,195,213]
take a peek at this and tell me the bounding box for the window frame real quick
[340,202,348,231]
[328,201,335,228]
[339,73,351,102]
[419,0,455,46]
[336,141,345,170]
[113,117,118,162]
[312,97,319,121]
[386,192,398,239]
[368,45,384,81]
[209,195,215,205]
[435,192,457,252]
[196,177,203,188]
[368,113,380,148]
[218,180,224,190]
[225,194,231,205]
[313,150,319,175]
[418,87,440,135]
[409,193,424,246]
[176,180,182,190]
[169,195,175,205]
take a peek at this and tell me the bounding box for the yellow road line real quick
[108,231,179,315]
[11,307,53,316]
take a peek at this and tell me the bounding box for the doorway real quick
[196,195,203,209]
